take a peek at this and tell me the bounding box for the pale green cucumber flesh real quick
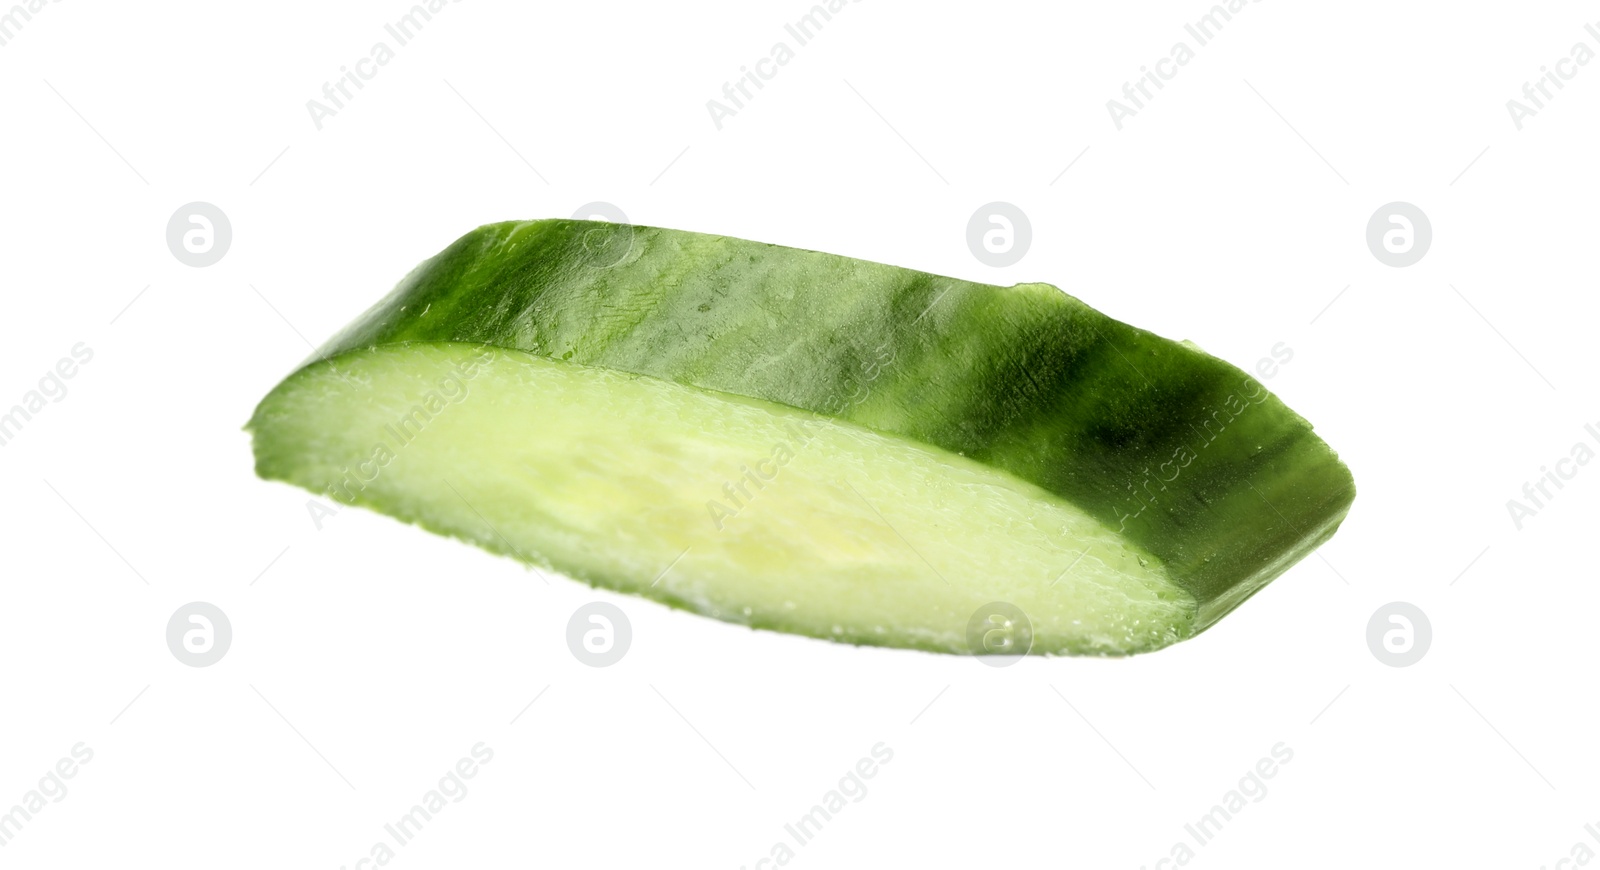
[251,343,1197,656]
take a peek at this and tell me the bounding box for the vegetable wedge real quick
[247,220,1354,656]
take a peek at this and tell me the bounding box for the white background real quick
[2,0,1598,867]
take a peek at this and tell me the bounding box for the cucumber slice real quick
[247,220,1354,656]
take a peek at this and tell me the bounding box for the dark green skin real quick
[310,219,1354,629]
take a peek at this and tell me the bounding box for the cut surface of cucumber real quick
[248,219,1355,656]
[252,343,1194,655]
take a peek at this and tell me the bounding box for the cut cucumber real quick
[247,220,1354,656]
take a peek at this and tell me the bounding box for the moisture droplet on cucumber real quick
[247,220,1354,656]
